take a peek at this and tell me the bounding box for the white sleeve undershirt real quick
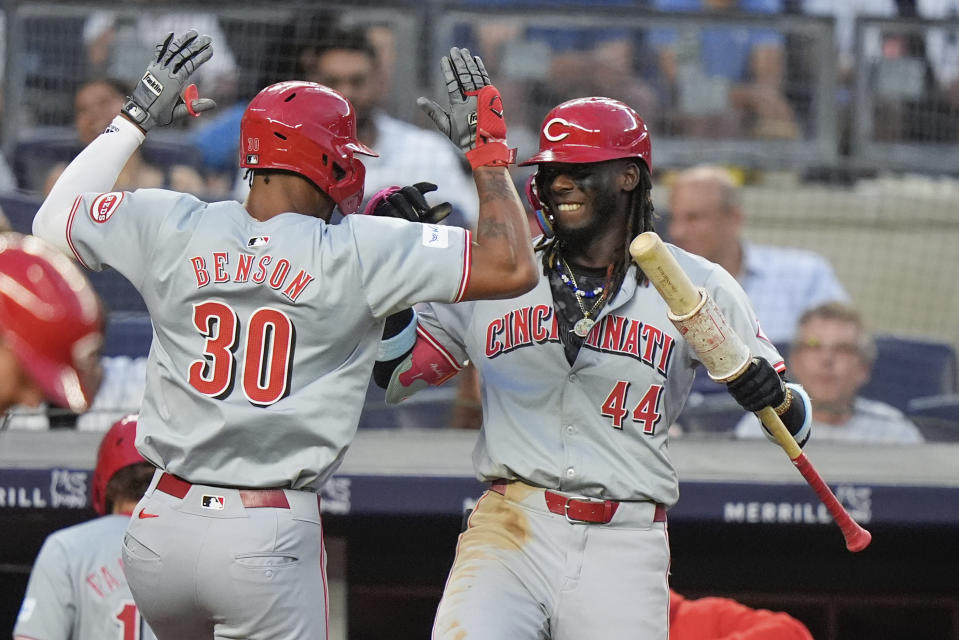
[32,115,145,256]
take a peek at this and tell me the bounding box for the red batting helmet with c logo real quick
[239,81,379,214]
[91,414,146,515]
[519,97,652,237]
[0,233,104,412]
[520,97,652,170]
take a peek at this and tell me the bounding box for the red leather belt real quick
[156,472,305,509]
[490,480,666,524]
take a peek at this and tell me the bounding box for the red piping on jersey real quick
[415,325,462,374]
[773,360,786,373]
[65,194,92,269]
[453,230,472,302]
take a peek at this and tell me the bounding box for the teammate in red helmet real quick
[0,232,104,417]
[33,31,536,639]
[14,414,158,640]
[373,96,813,639]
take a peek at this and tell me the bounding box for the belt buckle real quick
[563,495,606,524]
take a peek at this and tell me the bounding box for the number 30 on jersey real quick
[188,300,294,406]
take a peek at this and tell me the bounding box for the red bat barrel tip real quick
[846,529,872,552]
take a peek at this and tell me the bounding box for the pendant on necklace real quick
[573,317,595,338]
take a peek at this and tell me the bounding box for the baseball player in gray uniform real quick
[373,97,814,640]
[14,415,157,640]
[32,32,536,640]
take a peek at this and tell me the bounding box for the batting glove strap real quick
[466,141,516,169]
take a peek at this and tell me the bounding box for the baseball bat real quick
[629,232,872,553]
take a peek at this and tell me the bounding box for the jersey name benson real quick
[486,306,675,375]
[189,251,316,302]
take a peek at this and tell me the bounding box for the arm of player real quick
[417,47,537,301]
[34,30,214,257]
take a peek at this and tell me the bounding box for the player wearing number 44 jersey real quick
[33,31,536,640]
[373,96,814,640]
[14,415,157,640]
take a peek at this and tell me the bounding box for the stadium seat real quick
[13,127,205,194]
[675,393,744,437]
[860,336,958,412]
[905,394,959,442]
[0,191,43,233]
[103,313,154,359]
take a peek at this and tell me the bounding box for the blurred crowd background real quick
[1,0,958,438]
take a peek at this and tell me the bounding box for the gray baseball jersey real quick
[416,242,783,506]
[14,514,156,640]
[65,189,470,489]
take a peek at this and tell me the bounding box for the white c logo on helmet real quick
[543,117,573,142]
[543,117,601,142]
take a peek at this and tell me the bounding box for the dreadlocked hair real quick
[534,160,656,301]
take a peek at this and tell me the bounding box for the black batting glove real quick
[363,183,452,224]
[726,357,787,413]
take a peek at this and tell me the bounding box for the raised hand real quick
[417,47,514,169]
[121,30,216,132]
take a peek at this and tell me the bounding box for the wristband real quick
[466,142,516,169]
[785,383,812,444]
[773,387,793,415]
[377,309,418,361]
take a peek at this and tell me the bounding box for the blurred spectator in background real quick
[43,78,206,197]
[806,0,959,143]
[0,207,11,232]
[14,415,157,640]
[669,589,814,639]
[83,8,238,107]
[457,0,661,159]
[649,0,801,139]
[735,302,924,443]
[667,165,847,344]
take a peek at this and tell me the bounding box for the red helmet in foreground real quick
[0,233,104,412]
[520,97,652,171]
[91,414,146,515]
[239,81,379,214]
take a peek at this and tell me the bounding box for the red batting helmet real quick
[519,97,652,171]
[0,233,104,413]
[239,81,378,215]
[91,414,146,515]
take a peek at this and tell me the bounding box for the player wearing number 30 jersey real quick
[33,33,536,640]
[374,96,813,640]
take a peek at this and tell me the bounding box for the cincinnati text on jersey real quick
[189,251,316,302]
[485,305,676,376]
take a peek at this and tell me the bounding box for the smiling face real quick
[536,159,638,251]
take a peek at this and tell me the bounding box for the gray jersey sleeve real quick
[65,188,202,284]
[348,216,471,317]
[14,535,74,639]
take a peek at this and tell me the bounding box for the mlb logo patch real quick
[247,236,270,248]
[90,192,124,223]
[201,495,225,510]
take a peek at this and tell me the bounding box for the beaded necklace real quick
[556,255,611,338]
